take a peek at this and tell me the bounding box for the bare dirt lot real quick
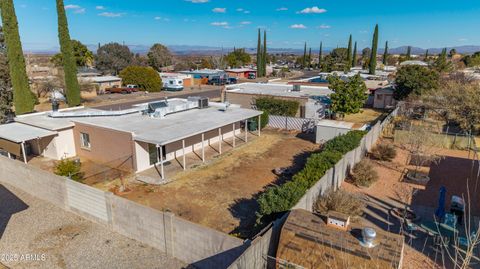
[119,129,318,237]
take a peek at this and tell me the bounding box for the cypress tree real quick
[56,0,81,106]
[383,41,389,65]
[352,41,357,68]
[406,46,411,60]
[346,34,352,69]
[369,24,378,75]
[256,29,262,77]
[263,30,267,77]
[424,49,429,60]
[308,48,312,68]
[302,42,307,68]
[0,0,35,114]
[318,42,323,68]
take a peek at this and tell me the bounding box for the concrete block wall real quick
[0,156,245,268]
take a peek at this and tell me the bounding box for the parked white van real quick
[163,78,184,91]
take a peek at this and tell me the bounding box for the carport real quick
[0,122,57,163]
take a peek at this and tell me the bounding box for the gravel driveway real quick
[0,183,187,269]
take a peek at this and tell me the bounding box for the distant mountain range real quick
[25,44,480,56]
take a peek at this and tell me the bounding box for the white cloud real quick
[236,8,244,12]
[212,8,226,13]
[154,16,170,22]
[74,8,85,14]
[317,24,331,29]
[297,6,327,14]
[290,24,307,29]
[65,4,80,9]
[244,10,250,14]
[98,12,125,18]
[211,21,229,26]
[95,6,105,10]
[240,21,252,25]
[458,38,468,42]
[276,7,288,11]
[185,0,209,3]
[64,4,85,14]
[19,4,27,8]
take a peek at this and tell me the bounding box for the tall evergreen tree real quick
[262,30,267,77]
[406,46,412,60]
[56,0,80,106]
[318,42,323,68]
[383,41,389,65]
[369,24,379,75]
[346,34,353,70]
[303,42,307,68]
[352,41,357,67]
[0,0,35,114]
[0,26,12,123]
[256,29,263,78]
[308,48,312,68]
[424,49,429,60]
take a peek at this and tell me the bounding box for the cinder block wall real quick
[0,157,244,268]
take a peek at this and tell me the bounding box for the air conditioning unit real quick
[188,96,209,109]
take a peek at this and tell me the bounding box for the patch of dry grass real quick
[343,108,387,125]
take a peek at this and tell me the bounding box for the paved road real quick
[92,89,221,111]
[293,70,321,79]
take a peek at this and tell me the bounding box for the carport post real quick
[182,139,186,170]
[232,123,236,147]
[258,115,261,136]
[218,128,222,154]
[245,119,248,142]
[158,144,165,180]
[21,142,27,164]
[201,133,205,163]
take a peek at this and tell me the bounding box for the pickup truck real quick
[105,85,139,94]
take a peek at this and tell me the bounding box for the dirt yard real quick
[341,138,473,269]
[118,129,318,237]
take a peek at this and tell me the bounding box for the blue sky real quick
[9,0,480,51]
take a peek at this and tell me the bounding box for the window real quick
[80,133,91,149]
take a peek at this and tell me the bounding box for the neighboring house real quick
[179,69,227,85]
[79,76,122,94]
[400,60,428,66]
[276,209,404,269]
[1,99,262,179]
[225,82,332,119]
[225,68,256,79]
[373,87,396,109]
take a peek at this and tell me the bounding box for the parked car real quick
[208,77,227,85]
[126,84,140,92]
[105,86,135,94]
[227,77,238,84]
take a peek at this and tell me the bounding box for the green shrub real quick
[251,111,269,130]
[322,130,367,154]
[314,189,366,218]
[255,97,299,117]
[54,159,84,182]
[371,143,397,161]
[351,159,378,187]
[119,66,162,92]
[256,131,366,223]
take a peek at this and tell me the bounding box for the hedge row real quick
[255,97,299,117]
[256,130,367,222]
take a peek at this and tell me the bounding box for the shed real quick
[315,120,365,143]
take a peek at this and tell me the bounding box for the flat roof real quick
[16,113,75,131]
[226,83,333,99]
[226,68,256,73]
[317,119,355,129]
[84,76,122,83]
[71,105,262,145]
[0,122,57,143]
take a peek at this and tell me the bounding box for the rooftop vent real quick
[187,96,209,109]
[327,211,350,231]
[360,227,377,248]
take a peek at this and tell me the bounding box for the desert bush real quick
[314,189,366,218]
[256,130,366,223]
[351,159,378,187]
[54,159,84,182]
[371,143,397,161]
